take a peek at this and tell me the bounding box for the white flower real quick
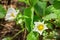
[33,21,48,35]
[5,7,19,21]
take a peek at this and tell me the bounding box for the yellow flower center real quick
[37,24,44,31]
[11,13,15,17]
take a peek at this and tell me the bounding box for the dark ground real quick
[0,19,27,40]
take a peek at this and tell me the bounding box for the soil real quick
[0,19,27,40]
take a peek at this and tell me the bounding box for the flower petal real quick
[5,7,19,21]
[33,21,48,35]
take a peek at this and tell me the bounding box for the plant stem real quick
[39,35,43,40]
[23,29,27,40]
[11,28,25,40]
[21,23,24,29]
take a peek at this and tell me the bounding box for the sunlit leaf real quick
[2,37,11,40]
[46,5,55,14]
[24,7,34,32]
[27,31,39,40]
[34,1,47,17]
[43,13,57,21]
[29,0,38,6]
[49,0,54,4]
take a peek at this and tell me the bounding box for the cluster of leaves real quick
[1,0,60,40]
[16,0,60,40]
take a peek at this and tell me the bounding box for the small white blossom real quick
[33,21,48,35]
[5,7,19,21]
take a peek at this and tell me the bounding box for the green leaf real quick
[47,22,53,29]
[53,1,60,9]
[54,10,60,26]
[46,5,56,15]
[48,0,54,4]
[47,31,57,39]
[33,15,41,21]
[29,0,38,6]
[18,0,25,2]
[39,0,49,1]
[46,5,60,26]
[34,1,47,17]
[24,7,34,32]
[0,5,6,18]
[18,0,30,5]
[2,37,11,40]
[27,31,39,40]
[48,0,60,5]
[57,0,60,1]
[43,13,57,21]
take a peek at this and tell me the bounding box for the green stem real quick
[11,28,25,40]
[31,7,34,30]
[20,22,24,29]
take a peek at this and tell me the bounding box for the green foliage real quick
[33,15,40,21]
[24,7,34,32]
[53,1,60,9]
[18,0,30,5]
[47,31,57,39]
[8,0,60,40]
[18,0,39,6]
[34,1,47,17]
[43,5,60,22]
[2,37,11,40]
[43,31,57,40]
[46,5,54,14]
[49,0,54,4]
[15,0,60,40]
[47,22,53,29]
[43,13,57,21]
[27,31,39,40]
[16,13,23,24]
[0,5,6,18]
[29,0,38,6]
